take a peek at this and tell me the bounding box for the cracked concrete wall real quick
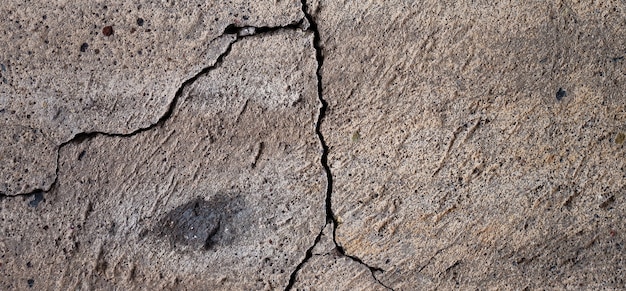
[1,0,303,195]
[314,0,626,290]
[2,0,626,290]
[1,10,329,289]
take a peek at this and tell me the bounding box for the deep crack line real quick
[285,2,394,291]
[1,22,306,198]
[0,9,393,290]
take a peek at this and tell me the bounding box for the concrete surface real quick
[1,0,625,290]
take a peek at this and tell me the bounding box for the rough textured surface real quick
[0,0,304,195]
[315,1,626,290]
[1,30,325,290]
[2,1,626,290]
[291,223,387,291]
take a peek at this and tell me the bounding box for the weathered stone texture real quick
[1,30,325,290]
[2,1,626,290]
[314,1,626,289]
[0,0,304,195]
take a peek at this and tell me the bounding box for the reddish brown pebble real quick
[102,26,114,36]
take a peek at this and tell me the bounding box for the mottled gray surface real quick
[0,0,304,195]
[2,1,626,290]
[315,1,626,289]
[1,30,325,290]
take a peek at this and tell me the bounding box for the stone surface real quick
[291,223,387,291]
[314,1,626,290]
[0,30,325,290]
[0,0,304,195]
[2,1,626,290]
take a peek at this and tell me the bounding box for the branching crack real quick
[0,6,394,290]
[1,21,307,198]
[285,1,394,291]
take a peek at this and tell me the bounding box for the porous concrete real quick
[2,1,626,290]
[314,1,626,289]
[0,0,304,196]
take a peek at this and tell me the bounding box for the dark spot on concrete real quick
[80,43,89,53]
[94,49,100,54]
[28,191,44,208]
[0,63,6,71]
[600,195,616,209]
[77,150,86,161]
[26,261,32,268]
[556,88,566,101]
[612,56,623,62]
[27,279,34,288]
[151,194,244,250]
[102,26,114,36]
[243,15,249,20]
[137,18,144,26]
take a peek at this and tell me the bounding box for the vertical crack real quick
[286,2,394,290]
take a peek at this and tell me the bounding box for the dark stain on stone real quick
[80,42,89,52]
[612,56,623,62]
[28,191,44,208]
[102,26,114,36]
[150,194,245,250]
[27,279,34,288]
[137,18,144,26]
[556,88,567,101]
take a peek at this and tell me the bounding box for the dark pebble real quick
[80,43,89,52]
[556,88,567,101]
[137,18,144,26]
[102,26,114,36]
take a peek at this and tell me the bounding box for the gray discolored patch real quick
[150,195,244,250]
[28,191,44,208]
